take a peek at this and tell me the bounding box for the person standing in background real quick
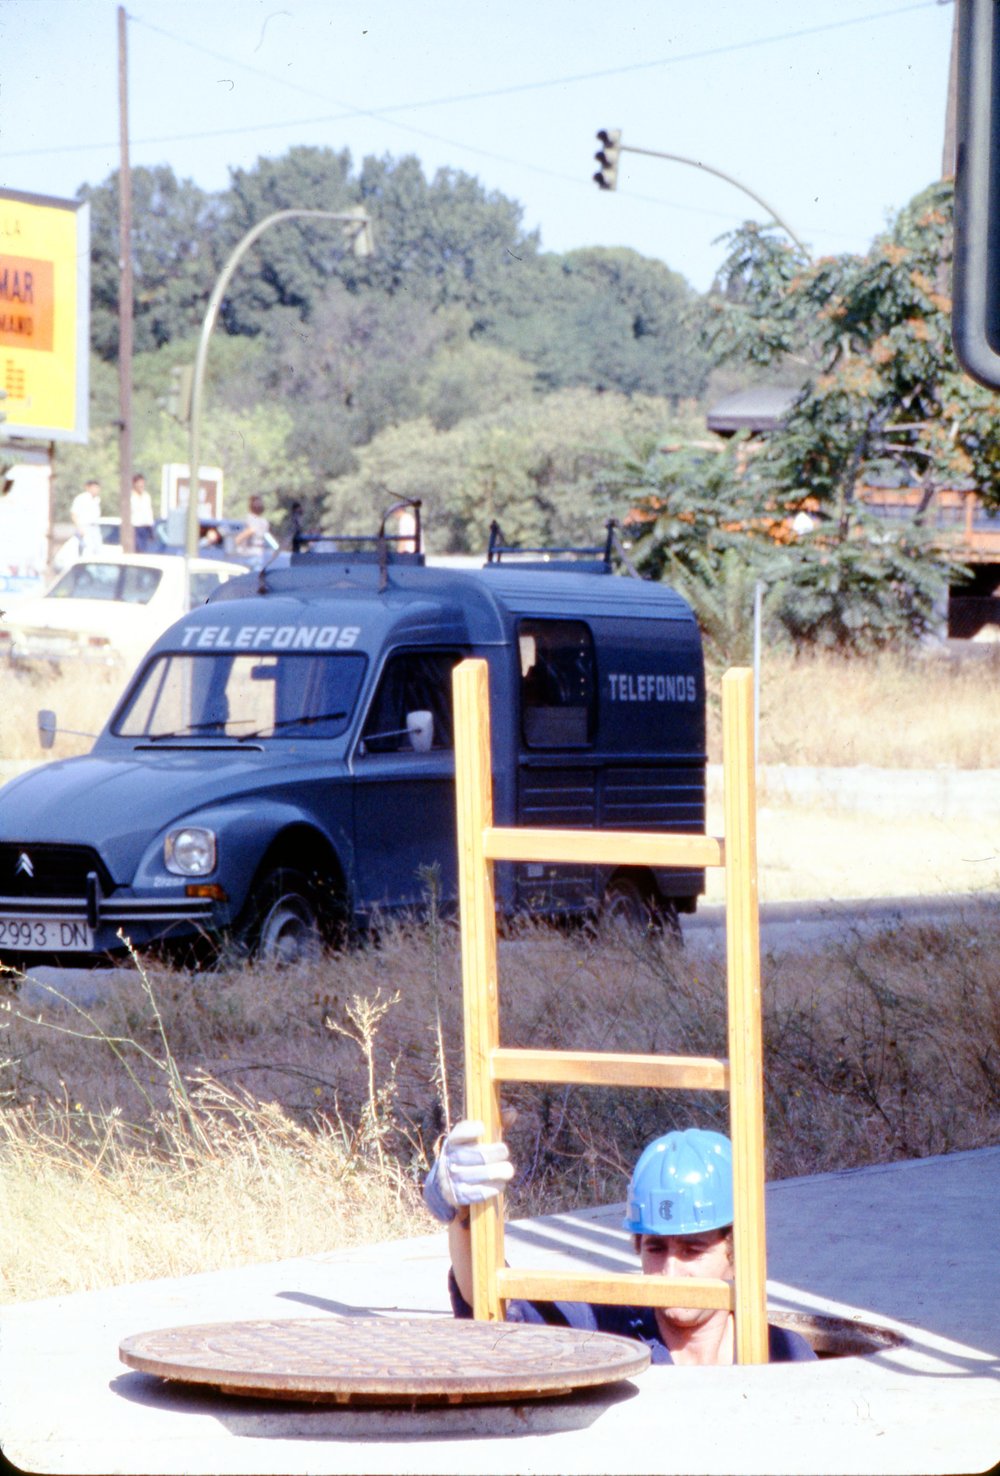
[131,473,156,553]
[70,478,102,555]
[234,495,271,563]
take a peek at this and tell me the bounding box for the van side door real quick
[351,648,466,915]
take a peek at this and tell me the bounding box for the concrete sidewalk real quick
[1,1148,998,1476]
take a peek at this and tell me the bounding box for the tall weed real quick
[3,904,999,1302]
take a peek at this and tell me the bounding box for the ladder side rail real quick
[722,669,769,1365]
[453,658,505,1322]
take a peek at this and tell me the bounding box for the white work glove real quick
[422,1118,515,1223]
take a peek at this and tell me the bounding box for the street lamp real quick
[592,129,810,260]
[183,205,373,598]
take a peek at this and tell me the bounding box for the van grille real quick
[0,844,112,899]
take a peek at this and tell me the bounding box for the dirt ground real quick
[704,799,999,904]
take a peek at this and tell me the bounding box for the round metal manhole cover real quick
[119,1315,650,1406]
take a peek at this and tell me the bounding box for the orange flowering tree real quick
[629,181,990,652]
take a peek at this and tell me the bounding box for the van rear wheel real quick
[602,876,681,942]
[245,868,323,965]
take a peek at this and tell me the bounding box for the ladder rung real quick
[482,825,724,870]
[491,1047,729,1091]
[497,1268,735,1311]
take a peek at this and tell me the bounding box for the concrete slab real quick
[1,1149,998,1476]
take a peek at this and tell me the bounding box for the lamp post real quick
[593,132,810,260]
[184,205,373,602]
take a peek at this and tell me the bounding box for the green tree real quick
[216,146,357,335]
[326,389,682,552]
[79,166,220,359]
[419,338,536,430]
[356,153,539,308]
[214,148,539,335]
[478,248,709,399]
[137,401,313,536]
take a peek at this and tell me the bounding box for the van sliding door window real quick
[519,619,596,749]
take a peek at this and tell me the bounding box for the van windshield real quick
[114,651,367,741]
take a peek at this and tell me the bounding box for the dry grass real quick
[1,663,122,762]
[706,645,1000,769]
[5,646,1000,769]
[3,903,999,1302]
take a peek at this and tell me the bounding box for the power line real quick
[129,3,941,117]
[6,2,944,171]
[3,0,943,254]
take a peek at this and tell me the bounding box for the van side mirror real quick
[38,710,57,750]
[406,710,433,752]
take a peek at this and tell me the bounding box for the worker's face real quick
[639,1230,733,1329]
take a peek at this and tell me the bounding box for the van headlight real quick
[165,827,217,876]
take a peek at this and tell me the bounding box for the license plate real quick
[0,917,95,952]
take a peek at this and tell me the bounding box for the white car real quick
[0,553,247,673]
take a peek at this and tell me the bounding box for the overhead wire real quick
[129,2,942,116]
[7,0,943,171]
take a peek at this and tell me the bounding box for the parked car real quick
[0,516,706,968]
[0,552,246,674]
[52,516,171,573]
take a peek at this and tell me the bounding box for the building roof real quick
[706,385,801,436]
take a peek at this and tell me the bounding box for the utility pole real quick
[117,4,135,552]
[942,0,959,178]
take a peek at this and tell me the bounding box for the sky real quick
[1,0,956,293]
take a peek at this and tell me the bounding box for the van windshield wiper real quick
[236,710,347,741]
[146,719,238,741]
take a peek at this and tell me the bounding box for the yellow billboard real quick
[0,188,89,443]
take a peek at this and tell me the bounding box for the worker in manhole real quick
[424,1125,815,1365]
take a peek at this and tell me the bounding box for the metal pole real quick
[116,5,135,553]
[620,142,809,259]
[184,207,371,608]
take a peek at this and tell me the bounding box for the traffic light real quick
[593,129,622,191]
[953,0,1000,388]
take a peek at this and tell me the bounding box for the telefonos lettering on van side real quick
[178,625,362,651]
[608,672,697,703]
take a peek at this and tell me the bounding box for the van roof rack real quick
[485,519,640,577]
[290,500,425,587]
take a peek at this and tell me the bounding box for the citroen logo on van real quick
[15,852,34,878]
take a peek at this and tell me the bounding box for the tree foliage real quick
[626,185,978,654]
[79,149,708,406]
[80,166,221,359]
[325,390,680,553]
[477,247,709,398]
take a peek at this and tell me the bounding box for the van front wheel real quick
[245,868,323,965]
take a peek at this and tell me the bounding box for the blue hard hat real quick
[623,1129,734,1236]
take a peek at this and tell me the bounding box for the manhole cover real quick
[119,1315,650,1406]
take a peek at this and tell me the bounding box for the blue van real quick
[0,520,706,968]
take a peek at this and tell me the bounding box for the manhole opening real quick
[769,1308,906,1359]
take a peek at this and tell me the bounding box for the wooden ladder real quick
[452,659,769,1364]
